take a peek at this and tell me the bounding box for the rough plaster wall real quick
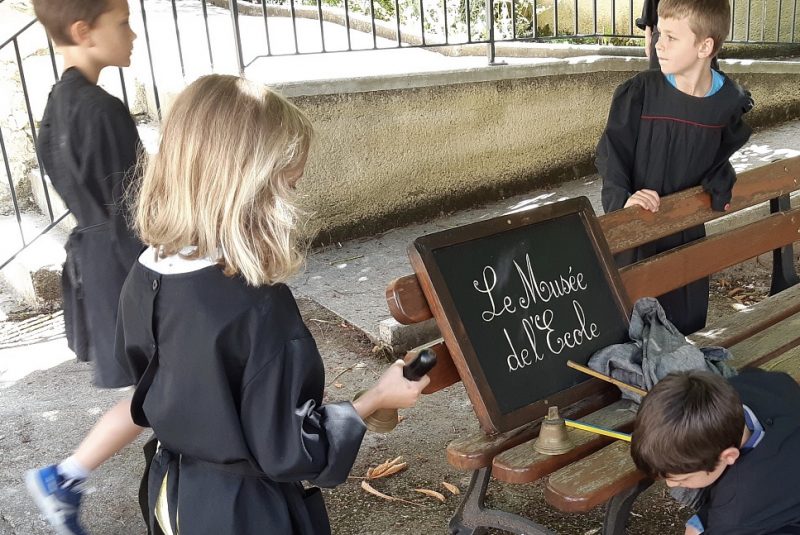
[295,70,632,243]
[293,70,800,244]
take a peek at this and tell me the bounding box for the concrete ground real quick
[1,119,799,535]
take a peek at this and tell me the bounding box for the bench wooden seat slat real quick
[544,441,644,513]
[688,285,800,350]
[544,321,800,514]
[600,158,800,255]
[620,207,800,303]
[724,308,800,369]
[446,388,620,470]
[492,399,636,484]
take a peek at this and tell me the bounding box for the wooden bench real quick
[385,156,800,535]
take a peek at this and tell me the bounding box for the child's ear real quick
[719,446,740,466]
[67,20,93,47]
[697,36,715,59]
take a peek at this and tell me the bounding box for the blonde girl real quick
[116,74,428,535]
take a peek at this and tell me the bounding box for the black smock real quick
[596,69,752,335]
[115,262,367,535]
[37,67,143,388]
[696,369,800,534]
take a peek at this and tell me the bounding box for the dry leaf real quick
[441,482,460,495]
[333,382,344,388]
[414,488,446,502]
[368,456,407,479]
[728,287,744,297]
[360,481,418,506]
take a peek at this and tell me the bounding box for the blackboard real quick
[409,197,630,433]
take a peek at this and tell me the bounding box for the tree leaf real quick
[414,488,446,502]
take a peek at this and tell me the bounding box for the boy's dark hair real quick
[32,0,113,46]
[658,0,731,55]
[631,371,744,479]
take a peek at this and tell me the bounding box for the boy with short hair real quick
[596,0,753,335]
[632,369,800,534]
[25,1,145,533]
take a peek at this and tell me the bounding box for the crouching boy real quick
[631,369,800,534]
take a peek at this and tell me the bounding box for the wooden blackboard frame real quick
[409,197,631,434]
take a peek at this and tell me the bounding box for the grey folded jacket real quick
[588,297,736,404]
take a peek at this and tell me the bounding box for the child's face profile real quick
[83,0,137,68]
[655,16,713,76]
[664,446,740,489]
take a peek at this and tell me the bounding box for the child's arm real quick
[596,77,646,213]
[701,93,754,211]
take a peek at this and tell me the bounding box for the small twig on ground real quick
[327,365,355,387]
[329,255,364,265]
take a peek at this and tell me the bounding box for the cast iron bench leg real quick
[602,478,654,535]
[448,467,557,535]
[770,195,800,295]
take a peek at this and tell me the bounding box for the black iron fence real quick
[1,0,799,271]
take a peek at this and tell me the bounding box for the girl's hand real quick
[352,360,430,419]
[624,189,660,212]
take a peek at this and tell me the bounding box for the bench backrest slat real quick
[621,207,800,302]
[601,157,800,254]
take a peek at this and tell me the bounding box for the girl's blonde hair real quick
[135,74,313,286]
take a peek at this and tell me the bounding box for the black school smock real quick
[37,67,143,387]
[696,369,800,534]
[596,69,752,335]
[115,261,367,535]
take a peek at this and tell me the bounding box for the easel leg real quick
[602,479,653,535]
[448,467,557,535]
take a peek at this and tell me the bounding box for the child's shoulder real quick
[611,69,661,99]
[52,68,133,127]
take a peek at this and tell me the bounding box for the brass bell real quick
[533,406,575,455]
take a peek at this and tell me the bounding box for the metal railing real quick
[1,0,798,272]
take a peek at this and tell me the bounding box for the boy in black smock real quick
[632,369,800,535]
[596,0,752,335]
[116,75,430,535]
[25,2,147,534]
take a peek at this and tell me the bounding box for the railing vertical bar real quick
[420,0,427,45]
[46,37,59,81]
[777,0,783,40]
[746,0,751,41]
[576,0,580,35]
[139,0,162,118]
[344,0,354,50]
[466,0,473,41]
[731,0,736,39]
[445,0,452,42]
[792,0,797,41]
[170,0,186,78]
[117,68,129,109]
[592,0,596,34]
[629,0,633,35]
[317,0,327,52]
[370,0,379,47]
[14,38,54,222]
[0,126,26,248]
[228,0,246,73]
[611,0,616,36]
[201,0,215,69]
[761,0,766,41]
[533,0,538,37]
[290,0,300,53]
[553,0,559,37]
[486,0,495,60]
[260,0,273,56]
[394,0,402,46]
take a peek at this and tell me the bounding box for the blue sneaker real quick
[25,465,87,535]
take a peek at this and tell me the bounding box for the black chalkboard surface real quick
[409,197,630,433]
